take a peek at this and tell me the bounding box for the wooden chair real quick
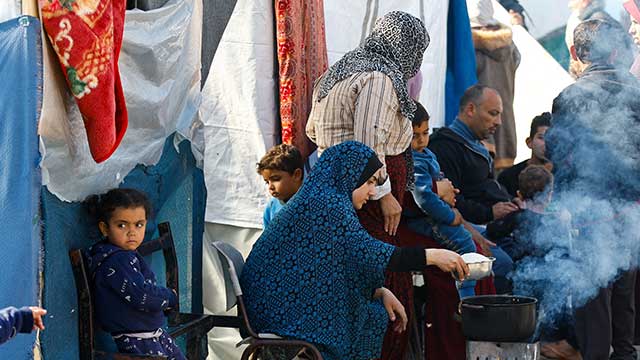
[69,222,223,360]
[210,241,323,360]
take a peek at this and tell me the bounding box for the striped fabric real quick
[306,71,412,179]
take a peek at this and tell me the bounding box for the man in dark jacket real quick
[429,85,519,225]
[548,19,640,360]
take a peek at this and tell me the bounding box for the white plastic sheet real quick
[324,0,449,127]
[0,0,21,23]
[39,0,202,201]
[200,0,278,228]
[203,223,260,359]
[492,1,574,163]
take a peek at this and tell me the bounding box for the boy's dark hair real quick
[458,84,495,113]
[518,165,553,200]
[412,101,430,127]
[257,144,304,175]
[84,188,152,224]
[529,112,551,139]
[574,19,633,66]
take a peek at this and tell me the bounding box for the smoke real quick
[508,63,640,331]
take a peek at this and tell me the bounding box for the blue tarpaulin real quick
[0,15,43,359]
[444,0,478,125]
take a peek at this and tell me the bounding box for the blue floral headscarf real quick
[240,141,396,360]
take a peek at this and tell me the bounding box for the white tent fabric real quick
[324,0,449,128]
[200,0,278,229]
[203,223,259,359]
[38,0,202,202]
[492,1,574,163]
[0,0,21,23]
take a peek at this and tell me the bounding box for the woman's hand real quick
[425,249,469,280]
[374,288,407,333]
[436,179,459,207]
[379,193,402,236]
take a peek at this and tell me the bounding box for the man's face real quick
[466,89,503,140]
[629,17,640,46]
[527,126,549,161]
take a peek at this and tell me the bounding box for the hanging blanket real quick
[275,0,328,158]
[40,0,127,163]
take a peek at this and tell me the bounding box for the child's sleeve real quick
[263,207,271,229]
[263,198,275,229]
[99,253,178,312]
[0,306,34,345]
[411,161,456,225]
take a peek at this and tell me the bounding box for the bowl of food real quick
[461,253,495,280]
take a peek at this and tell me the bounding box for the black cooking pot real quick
[460,295,537,342]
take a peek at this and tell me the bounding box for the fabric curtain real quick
[275,0,328,158]
[444,0,477,126]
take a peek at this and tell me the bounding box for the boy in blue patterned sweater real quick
[85,188,184,359]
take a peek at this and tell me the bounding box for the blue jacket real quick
[263,197,284,229]
[86,242,178,335]
[410,149,455,225]
[0,306,33,345]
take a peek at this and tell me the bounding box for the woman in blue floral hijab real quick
[240,141,468,360]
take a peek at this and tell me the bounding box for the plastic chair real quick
[210,241,323,360]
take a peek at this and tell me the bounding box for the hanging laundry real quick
[40,0,128,163]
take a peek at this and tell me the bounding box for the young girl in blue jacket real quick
[84,188,184,359]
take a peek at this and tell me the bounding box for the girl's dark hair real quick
[84,188,152,224]
[412,101,430,127]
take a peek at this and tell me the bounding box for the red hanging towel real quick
[40,0,128,163]
[275,0,328,158]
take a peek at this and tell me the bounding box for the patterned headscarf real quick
[317,11,429,120]
[241,141,396,360]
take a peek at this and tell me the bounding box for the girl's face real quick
[352,174,378,210]
[99,207,147,251]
